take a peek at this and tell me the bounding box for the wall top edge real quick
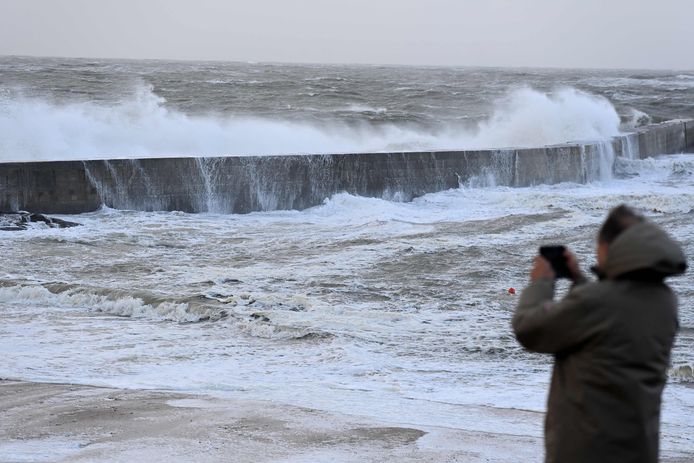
[1,119,691,166]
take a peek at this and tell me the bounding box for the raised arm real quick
[512,253,599,354]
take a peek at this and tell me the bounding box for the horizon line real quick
[2,52,692,74]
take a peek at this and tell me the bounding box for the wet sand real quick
[4,380,692,462]
[0,379,547,462]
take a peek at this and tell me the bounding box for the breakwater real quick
[1,120,693,215]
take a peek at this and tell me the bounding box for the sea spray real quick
[471,87,621,149]
[1,86,625,161]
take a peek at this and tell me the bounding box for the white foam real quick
[669,364,694,383]
[585,76,694,90]
[471,87,621,149]
[342,104,388,114]
[0,439,87,462]
[0,86,623,161]
[289,154,694,229]
[1,155,693,458]
[621,107,652,129]
[0,285,208,323]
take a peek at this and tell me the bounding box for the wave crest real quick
[0,284,226,323]
[1,85,624,161]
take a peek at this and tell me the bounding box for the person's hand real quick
[564,249,585,283]
[531,256,555,281]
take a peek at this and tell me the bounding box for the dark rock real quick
[250,313,270,323]
[28,213,80,228]
[206,292,234,300]
[295,331,335,341]
[29,213,52,224]
[57,218,80,228]
[0,212,81,231]
[0,213,27,231]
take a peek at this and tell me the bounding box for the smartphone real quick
[539,245,572,279]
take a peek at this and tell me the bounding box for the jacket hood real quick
[603,221,687,279]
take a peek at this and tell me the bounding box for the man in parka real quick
[513,205,687,463]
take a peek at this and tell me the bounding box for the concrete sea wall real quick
[1,120,692,215]
[686,120,694,153]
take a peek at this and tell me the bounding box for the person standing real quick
[513,205,687,463]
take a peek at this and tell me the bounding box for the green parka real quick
[513,222,687,463]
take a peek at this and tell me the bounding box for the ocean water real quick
[1,56,693,161]
[0,57,693,458]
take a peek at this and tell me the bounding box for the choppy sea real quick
[1,57,693,458]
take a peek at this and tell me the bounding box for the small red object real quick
[508,287,516,295]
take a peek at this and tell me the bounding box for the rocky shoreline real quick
[0,212,80,231]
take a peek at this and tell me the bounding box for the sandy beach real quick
[4,379,691,462]
[0,379,554,463]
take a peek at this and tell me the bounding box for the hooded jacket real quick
[513,222,687,463]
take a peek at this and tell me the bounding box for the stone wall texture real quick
[1,120,691,214]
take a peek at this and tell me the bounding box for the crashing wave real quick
[1,85,624,161]
[0,284,226,323]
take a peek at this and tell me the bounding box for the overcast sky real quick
[1,0,692,69]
